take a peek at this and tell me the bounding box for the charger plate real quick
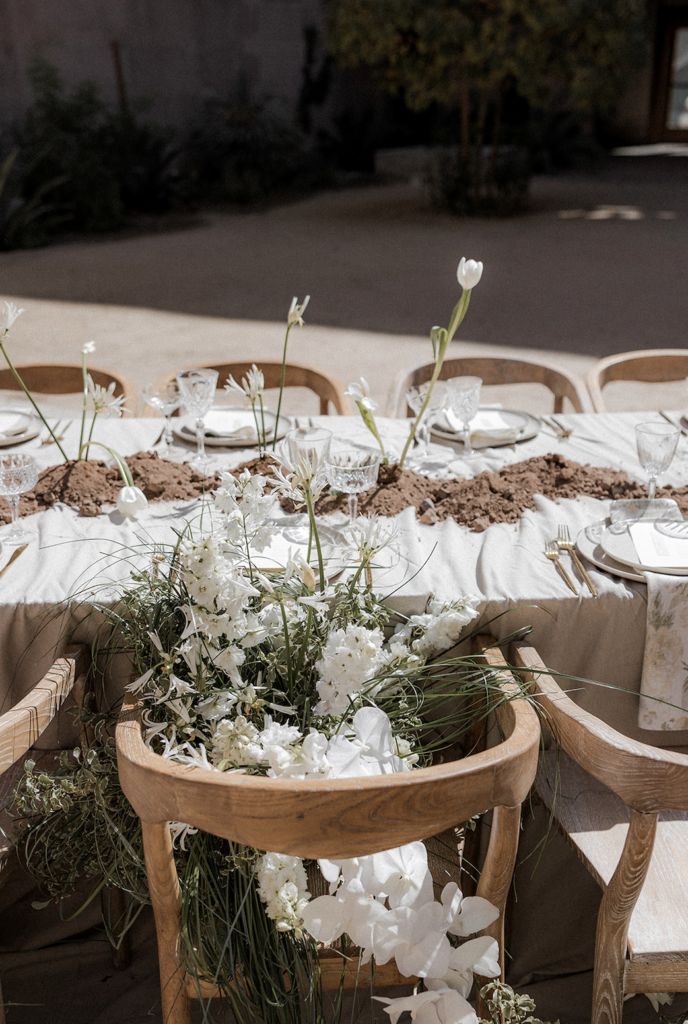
[576,521,644,583]
[431,408,538,449]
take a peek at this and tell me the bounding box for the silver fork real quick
[545,539,578,594]
[40,421,64,446]
[557,524,598,597]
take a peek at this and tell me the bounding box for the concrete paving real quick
[0,157,686,415]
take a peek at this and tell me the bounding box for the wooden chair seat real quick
[152,361,353,417]
[512,640,688,1023]
[116,637,540,1023]
[538,750,688,971]
[586,349,688,412]
[0,364,136,417]
[386,357,593,418]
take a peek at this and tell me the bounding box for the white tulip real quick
[0,301,26,335]
[456,257,483,290]
[116,485,148,519]
[344,377,378,412]
[82,341,96,355]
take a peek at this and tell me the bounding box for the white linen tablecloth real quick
[1,410,687,746]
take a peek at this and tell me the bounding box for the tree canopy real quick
[328,0,648,115]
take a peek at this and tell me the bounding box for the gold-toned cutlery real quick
[557,523,598,597]
[41,421,64,446]
[0,543,28,581]
[659,410,688,437]
[545,539,578,594]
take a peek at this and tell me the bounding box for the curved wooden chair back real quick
[386,357,593,417]
[152,361,353,416]
[587,349,688,412]
[0,364,136,417]
[0,645,89,1024]
[116,636,540,1023]
[511,640,688,1024]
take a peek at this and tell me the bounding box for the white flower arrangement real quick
[108,456,546,1021]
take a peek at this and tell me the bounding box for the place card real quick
[629,521,688,568]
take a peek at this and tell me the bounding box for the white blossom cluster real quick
[255,852,311,937]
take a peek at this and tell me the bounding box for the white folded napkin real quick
[181,410,272,441]
[445,409,520,445]
[639,569,688,730]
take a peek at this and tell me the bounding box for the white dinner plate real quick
[599,522,688,576]
[431,408,539,449]
[249,519,352,582]
[0,410,40,447]
[576,521,645,583]
[174,409,290,448]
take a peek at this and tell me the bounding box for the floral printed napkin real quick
[639,573,688,730]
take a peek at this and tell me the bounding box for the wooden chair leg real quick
[142,821,191,1024]
[553,395,564,414]
[591,810,658,1024]
[475,803,522,1016]
[476,804,522,975]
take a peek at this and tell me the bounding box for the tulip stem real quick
[398,289,471,469]
[273,323,293,451]
[0,340,69,461]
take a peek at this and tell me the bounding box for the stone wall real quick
[0,0,326,128]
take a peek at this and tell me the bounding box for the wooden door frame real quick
[650,5,688,141]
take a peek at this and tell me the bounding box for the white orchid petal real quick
[447,895,500,937]
[301,894,347,944]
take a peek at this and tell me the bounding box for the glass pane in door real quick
[667,26,688,129]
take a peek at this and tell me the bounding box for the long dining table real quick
[2,407,688,1022]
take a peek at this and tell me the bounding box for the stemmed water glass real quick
[405,382,448,458]
[635,421,680,499]
[143,381,181,455]
[325,449,381,524]
[0,454,38,544]
[447,376,483,458]
[176,369,219,470]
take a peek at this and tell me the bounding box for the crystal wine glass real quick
[405,382,448,458]
[0,454,38,544]
[286,427,332,474]
[447,376,483,458]
[143,381,181,455]
[635,421,680,499]
[325,449,381,524]
[176,369,219,470]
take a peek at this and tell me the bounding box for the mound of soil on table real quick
[241,452,688,532]
[4,452,222,522]
[9,451,688,533]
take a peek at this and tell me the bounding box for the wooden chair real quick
[151,361,353,416]
[116,636,540,1024]
[511,639,688,1024]
[386,357,593,417]
[586,349,688,412]
[0,646,89,1024]
[0,364,136,417]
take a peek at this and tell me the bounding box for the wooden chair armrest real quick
[0,645,89,773]
[510,640,688,813]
